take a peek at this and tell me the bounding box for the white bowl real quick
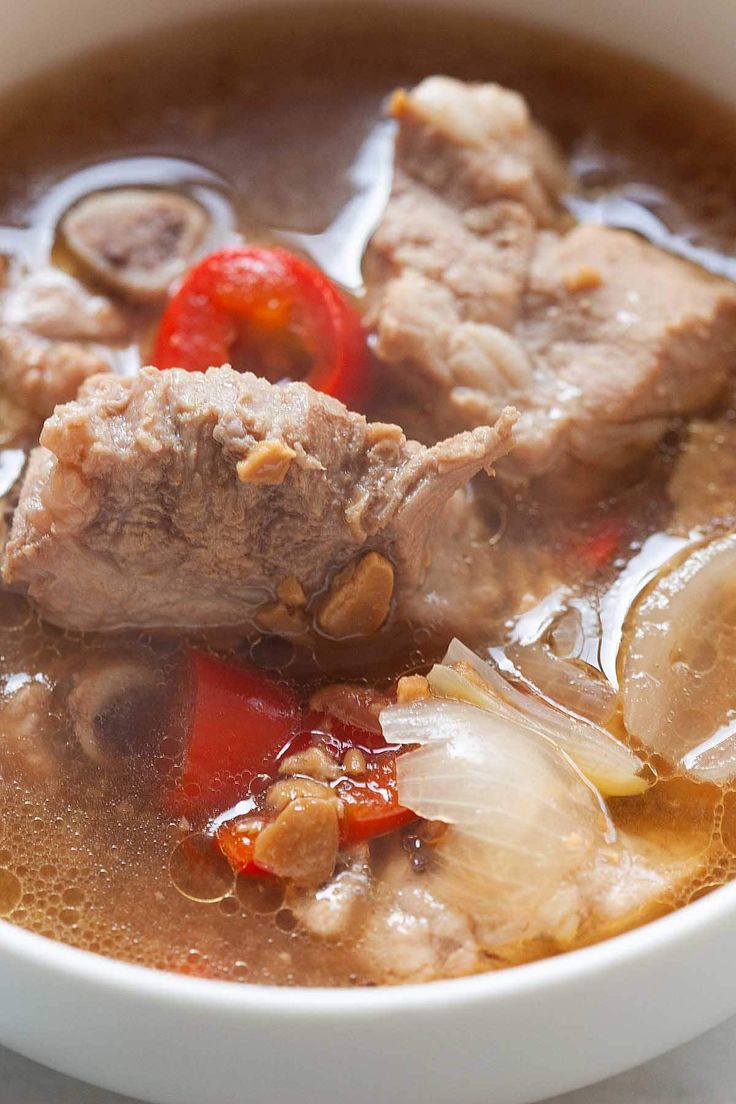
[2,2,736,1102]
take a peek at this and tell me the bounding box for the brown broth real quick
[0,3,736,985]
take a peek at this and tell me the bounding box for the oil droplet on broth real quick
[169,832,235,903]
[219,895,240,916]
[275,908,297,932]
[0,868,22,915]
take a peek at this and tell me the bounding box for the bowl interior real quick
[1,5,736,1103]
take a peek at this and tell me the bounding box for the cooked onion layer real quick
[623,532,736,782]
[382,696,610,924]
[427,639,648,796]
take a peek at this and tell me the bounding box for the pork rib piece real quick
[366,76,736,492]
[3,366,515,634]
[0,265,126,442]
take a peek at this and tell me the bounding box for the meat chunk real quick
[3,267,128,343]
[357,852,481,983]
[462,831,698,964]
[0,329,110,424]
[289,844,373,941]
[3,366,516,633]
[366,77,736,491]
[0,266,125,438]
[667,417,736,534]
[514,226,736,484]
[365,77,565,439]
[0,677,57,783]
[61,188,208,302]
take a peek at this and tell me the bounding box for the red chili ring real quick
[152,246,368,406]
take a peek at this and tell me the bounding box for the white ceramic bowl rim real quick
[2,873,735,1015]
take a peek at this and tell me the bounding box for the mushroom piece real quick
[61,188,209,302]
[67,656,170,765]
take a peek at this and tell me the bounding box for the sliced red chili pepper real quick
[337,757,416,844]
[302,713,416,845]
[579,516,626,570]
[152,246,368,406]
[169,650,300,816]
[215,817,267,876]
[561,514,626,573]
[213,709,416,876]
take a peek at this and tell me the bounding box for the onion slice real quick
[425,639,648,797]
[382,697,611,917]
[506,640,617,727]
[622,533,736,783]
[381,695,695,953]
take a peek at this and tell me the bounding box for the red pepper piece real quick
[215,817,266,876]
[303,713,416,845]
[213,710,416,877]
[560,514,626,574]
[170,650,300,816]
[337,757,416,844]
[579,516,626,570]
[152,246,368,406]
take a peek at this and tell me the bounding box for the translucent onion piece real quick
[506,641,617,726]
[382,698,698,955]
[428,639,647,797]
[622,532,736,782]
[383,698,609,916]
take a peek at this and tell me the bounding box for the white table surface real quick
[1,1015,735,1104]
